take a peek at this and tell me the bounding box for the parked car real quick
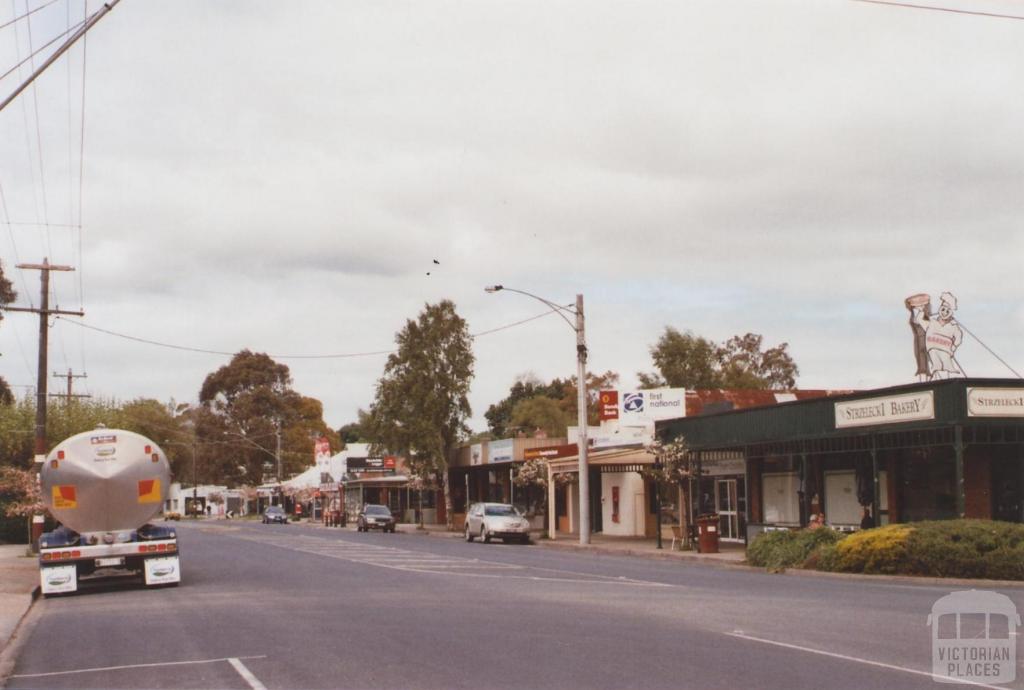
[465,502,531,544]
[357,504,396,533]
[262,505,288,524]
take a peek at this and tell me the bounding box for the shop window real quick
[824,471,861,525]
[762,472,800,524]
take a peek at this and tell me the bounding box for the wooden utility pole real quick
[4,259,84,463]
[51,368,90,403]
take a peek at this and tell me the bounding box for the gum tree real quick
[367,300,474,529]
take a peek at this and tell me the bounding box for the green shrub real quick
[819,520,1024,580]
[747,528,844,572]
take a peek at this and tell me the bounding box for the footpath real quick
[0,544,38,662]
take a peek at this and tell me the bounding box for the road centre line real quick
[9,655,267,679]
[228,657,268,690]
[724,633,1006,690]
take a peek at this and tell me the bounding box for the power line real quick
[852,0,1024,20]
[54,308,564,360]
[0,172,38,382]
[0,19,85,84]
[0,0,59,32]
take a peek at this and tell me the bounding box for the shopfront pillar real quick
[870,436,880,528]
[742,448,750,545]
[547,462,556,540]
[799,453,809,527]
[954,425,966,519]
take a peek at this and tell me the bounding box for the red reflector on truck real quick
[71,550,80,558]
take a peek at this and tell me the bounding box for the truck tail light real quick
[41,553,52,561]
[71,550,81,558]
[166,543,176,552]
[61,551,71,560]
[157,544,166,552]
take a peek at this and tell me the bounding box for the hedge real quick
[748,520,1024,580]
[746,528,843,572]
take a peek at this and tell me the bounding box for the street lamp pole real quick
[485,285,590,545]
[192,440,198,518]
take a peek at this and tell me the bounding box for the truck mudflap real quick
[143,555,180,586]
[41,564,78,595]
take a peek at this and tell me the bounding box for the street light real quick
[485,284,591,546]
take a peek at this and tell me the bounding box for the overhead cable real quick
[0,0,59,32]
[54,308,563,360]
[958,320,1023,379]
[852,0,1024,20]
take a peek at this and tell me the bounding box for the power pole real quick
[4,259,84,463]
[50,368,90,403]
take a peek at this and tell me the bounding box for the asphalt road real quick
[4,520,1022,690]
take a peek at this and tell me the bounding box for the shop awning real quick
[341,475,410,489]
[548,446,654,474]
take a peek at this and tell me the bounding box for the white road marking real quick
[228,657,268,690]
[725,632,1007,690]
[10,655,267,679]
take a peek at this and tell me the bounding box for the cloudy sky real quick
[1,0,1022,433]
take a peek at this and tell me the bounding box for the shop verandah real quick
[658,379,1024,541]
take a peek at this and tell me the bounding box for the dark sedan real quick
[262,505,288,524]
[357,504,396,533]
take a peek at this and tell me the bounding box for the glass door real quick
[716,479,740,541]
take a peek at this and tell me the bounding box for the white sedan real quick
[465,502,531,544]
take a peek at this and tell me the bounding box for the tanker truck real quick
[38,428,180,595]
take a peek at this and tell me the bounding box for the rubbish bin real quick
[697,514,720,554]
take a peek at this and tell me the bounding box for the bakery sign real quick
[967,388,1024,418]
[835,391,935,429]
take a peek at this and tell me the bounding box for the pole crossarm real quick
[4,306,84,316]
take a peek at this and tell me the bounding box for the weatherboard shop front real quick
[657,379,1024,540]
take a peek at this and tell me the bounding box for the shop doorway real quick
[715,478,743,541]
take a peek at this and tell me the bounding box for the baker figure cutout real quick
[906,291,964,380]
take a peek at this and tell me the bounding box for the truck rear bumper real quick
[40,540,180,594]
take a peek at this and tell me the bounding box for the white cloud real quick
[1,0,1021,433]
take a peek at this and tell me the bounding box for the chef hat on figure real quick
[940,292,957,311]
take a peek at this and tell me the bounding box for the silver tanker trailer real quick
[38,427,181,595]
